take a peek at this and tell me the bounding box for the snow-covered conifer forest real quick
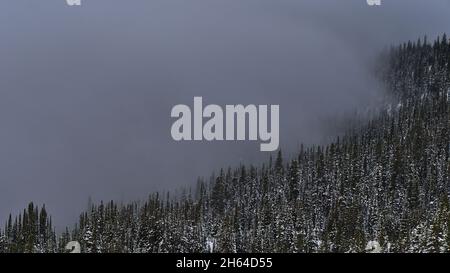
[1,36,450,253]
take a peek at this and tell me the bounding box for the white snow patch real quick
[365,241,382,253]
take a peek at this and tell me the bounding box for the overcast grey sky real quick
[0,0,449,229]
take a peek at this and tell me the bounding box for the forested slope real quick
[1,36,450,253]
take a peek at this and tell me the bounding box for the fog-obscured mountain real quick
[2,36,450,253]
